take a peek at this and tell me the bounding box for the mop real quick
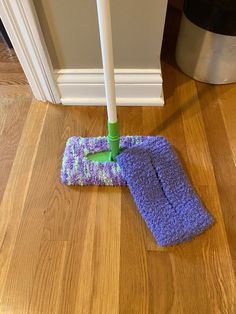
[61,0,213,246]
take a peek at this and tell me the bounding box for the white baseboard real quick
[54,69,164,106]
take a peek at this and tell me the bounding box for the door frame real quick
[0,0,60,103]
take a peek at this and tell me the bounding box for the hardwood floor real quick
[0,5,236,313]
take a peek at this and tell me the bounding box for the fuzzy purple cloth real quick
[116,137,214,246]
[61,136,151,185]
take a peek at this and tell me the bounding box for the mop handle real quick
[96,0,120,159]
[96,0,117,123]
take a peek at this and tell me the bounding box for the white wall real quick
[33,0,167,69]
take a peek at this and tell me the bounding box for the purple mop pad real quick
[116,137,213,246]
[61,136,152,185]
[116,147,197,246]
[142,137,214,238]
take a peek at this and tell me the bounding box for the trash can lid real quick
[184,0,236,36]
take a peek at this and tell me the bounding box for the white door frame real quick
[0,0,165,106]
[0,0,60,103]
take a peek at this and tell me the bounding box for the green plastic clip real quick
[86,121,120,162]
[108,121,120,161]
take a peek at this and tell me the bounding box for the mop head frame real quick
[61,135,151,186]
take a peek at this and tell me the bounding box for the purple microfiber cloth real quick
[61,136,151,185]
[116,137,213,246]
[144,137,214,240]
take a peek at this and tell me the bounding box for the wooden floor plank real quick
[0,103,64,313]
[0,61,23,73]
[72,187,98,314]
[197,82,236,276]
[218,85,236,166]
[217,84,236,167]
[148,251,174,314]
[0,96,31,203]
[0,73,28,86]
[0,42,19,63]
[90,187,121,314]
[0,100,48,311]
[119,188,149,314]
[28,240,67,314]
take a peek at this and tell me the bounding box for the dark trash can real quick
[175,0,236,84]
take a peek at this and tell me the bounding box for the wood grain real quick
[90,187,121,314]
[0,100,48,312]
[0,103,65,313]
[0,72,28,86]
[0,42,18,63]
[197,82,236,277]
[28,240,67,314]
[0,97,31,203]
[119,188,149,314]
[1,6,236,313]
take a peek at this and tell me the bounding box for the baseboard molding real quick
[55,69,164,106]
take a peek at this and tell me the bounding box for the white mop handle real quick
[96,0,117,123]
